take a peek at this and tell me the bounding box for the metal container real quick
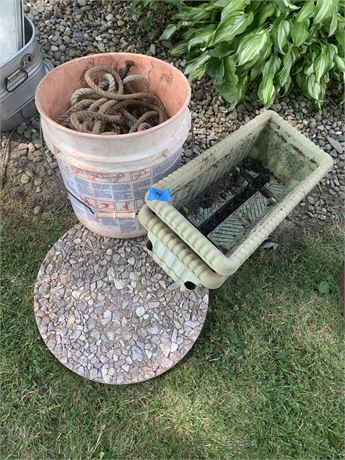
[0,0,25,66]
[0,15,50,132]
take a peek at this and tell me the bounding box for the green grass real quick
[1,212,344,459]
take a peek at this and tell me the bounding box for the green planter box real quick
[139,205,227,289]
[139,111,333,289]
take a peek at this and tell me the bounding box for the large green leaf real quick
[214,12,254,45]
[257,1,276,26]
[170,42,188,57]
[209,42,232,58]
[220,0,250,21]
[314,52,329,82]
[214,56,239,103]
[304,61,315,76]
[177,3,215,22]
[301,45,318,77]
[325,43,337,71]
[280,75,293,95]
[306,73,322,100]
[335,16,345,52]
[254,40,273,68]
[249,66,259,82]
[182,26,203,41]
[296,70,304,92]
[258,77,275,106]
[237,29,269,66]
[314,0,336,24]
[258,55,280,107]
[235,73,249,104]
[213,0,234,8]
[225,72,249,109]
[306,74,315,99]
[262,54,281,77]
[276,0,299,12]
[247,0,266,13]
[335,55,345,72]
[188,67,206,81]
[187,25,216,51]
[206,57,225,85]
[277,46,298,86]
[296,0,315,22]
[184,52,210,76]
[291,20,310,46]
[313,82,321,100]
[328,11,338,35]
[160,24,177,41]
[272,19,290,54]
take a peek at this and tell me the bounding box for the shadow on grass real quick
[1,212,344,459]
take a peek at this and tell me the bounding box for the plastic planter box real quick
[139,111,333,289]
[139,205,227,289]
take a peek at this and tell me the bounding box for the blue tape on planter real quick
[146,188,171,202]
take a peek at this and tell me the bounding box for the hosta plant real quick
[161,0,345,108]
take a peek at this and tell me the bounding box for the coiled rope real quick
[59,62,168,135]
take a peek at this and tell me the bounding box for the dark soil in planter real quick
[179,157,282,252]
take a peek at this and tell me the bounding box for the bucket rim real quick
[35,52,191,140]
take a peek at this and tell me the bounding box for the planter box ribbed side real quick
[145,111,333,277]
[139,205,226,290]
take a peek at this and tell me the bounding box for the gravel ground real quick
[1,0,344,226]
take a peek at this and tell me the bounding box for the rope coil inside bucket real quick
[58,62,168,135]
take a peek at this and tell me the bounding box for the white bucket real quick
[35,53,191,238]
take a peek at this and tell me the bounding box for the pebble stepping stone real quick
[34,224,209,384]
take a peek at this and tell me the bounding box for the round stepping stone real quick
[34,224,209,384]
